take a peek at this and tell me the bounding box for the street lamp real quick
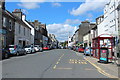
[88,24,92,57]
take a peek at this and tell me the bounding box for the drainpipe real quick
[114,0,119,65]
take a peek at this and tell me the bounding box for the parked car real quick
[73,46,76,51]
[76,46,79,52]
[60,46,64,49]
[2,48,10,59]
[43,46,49,50]
[8,45,26,56]
[78,46,85,53]
[34,45,42,52]
[24,45,35,54]
[84,47,93,56]
[39,46,43,52]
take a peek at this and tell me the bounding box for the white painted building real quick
[97,0,120,38]
[14,20,31,47]
[83,33,90,47]
[22,14,35,45]
[117,1,120,38]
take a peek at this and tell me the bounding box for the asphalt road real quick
[2,49,108,78]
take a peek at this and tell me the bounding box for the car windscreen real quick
[24,46,31,48]
[9,46,14,48]
[35,45,39,47]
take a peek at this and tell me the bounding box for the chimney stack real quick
[0,0,5,10]
[12,9,23,19]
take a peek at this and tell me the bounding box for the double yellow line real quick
[84,57,118,78]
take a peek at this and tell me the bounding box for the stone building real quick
[12,9,31,47]
[2,10,15,47]
[83,23,96,47]
[78,21,90,43]
[48,34,58,49]
[1,1,15,48]
[30,20,43,47]
[78,21,96,46]
[39,24,48,47]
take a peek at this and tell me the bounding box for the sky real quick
[5,0,109,42]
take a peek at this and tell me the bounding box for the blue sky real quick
[5,1,106,42]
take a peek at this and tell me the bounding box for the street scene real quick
[0,0,120,79]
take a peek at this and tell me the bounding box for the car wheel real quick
[4,53,8,59]
[24,52,27,55]
[30,50,32,53]
[16,52,19,56]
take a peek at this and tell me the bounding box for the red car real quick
[78,47,84,53]
[43,46,49,50]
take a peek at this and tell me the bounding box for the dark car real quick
[2,48,10,59]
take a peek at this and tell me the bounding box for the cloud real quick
[17,2,40,9]
[52,2,62,7]
[6,0,111,2]
[17,0,45,9]
[65,19,81,25]
[21,9,29,14]
[85,13,94,21]
[47,23,78,42]
[18,0,45,2]
[70,0,109,16]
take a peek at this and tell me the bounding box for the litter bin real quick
[98,47,109,64]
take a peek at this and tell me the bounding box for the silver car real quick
[8,45,26,56]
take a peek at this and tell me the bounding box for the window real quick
[19,24,21,34]
[24,28,25,36]
[2,35,6,47]
[28,29,30,36]
[105,29,108,31]
[9,20,12,31]
[110,24,115,28]
[3,17,7,27]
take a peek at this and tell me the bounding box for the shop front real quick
[92,34,114,60]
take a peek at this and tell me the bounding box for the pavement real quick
[83,54,118,78]
[1,49,119,79]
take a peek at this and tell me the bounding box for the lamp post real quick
[89,24,92,57]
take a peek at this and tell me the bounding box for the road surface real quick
[2,49,108,78]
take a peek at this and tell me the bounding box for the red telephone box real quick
[92,34,114,59]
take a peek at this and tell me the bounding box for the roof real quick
[3,10,31,29]
[75,29,79,33]
[93,34,114,40]
[3,10,15,20]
